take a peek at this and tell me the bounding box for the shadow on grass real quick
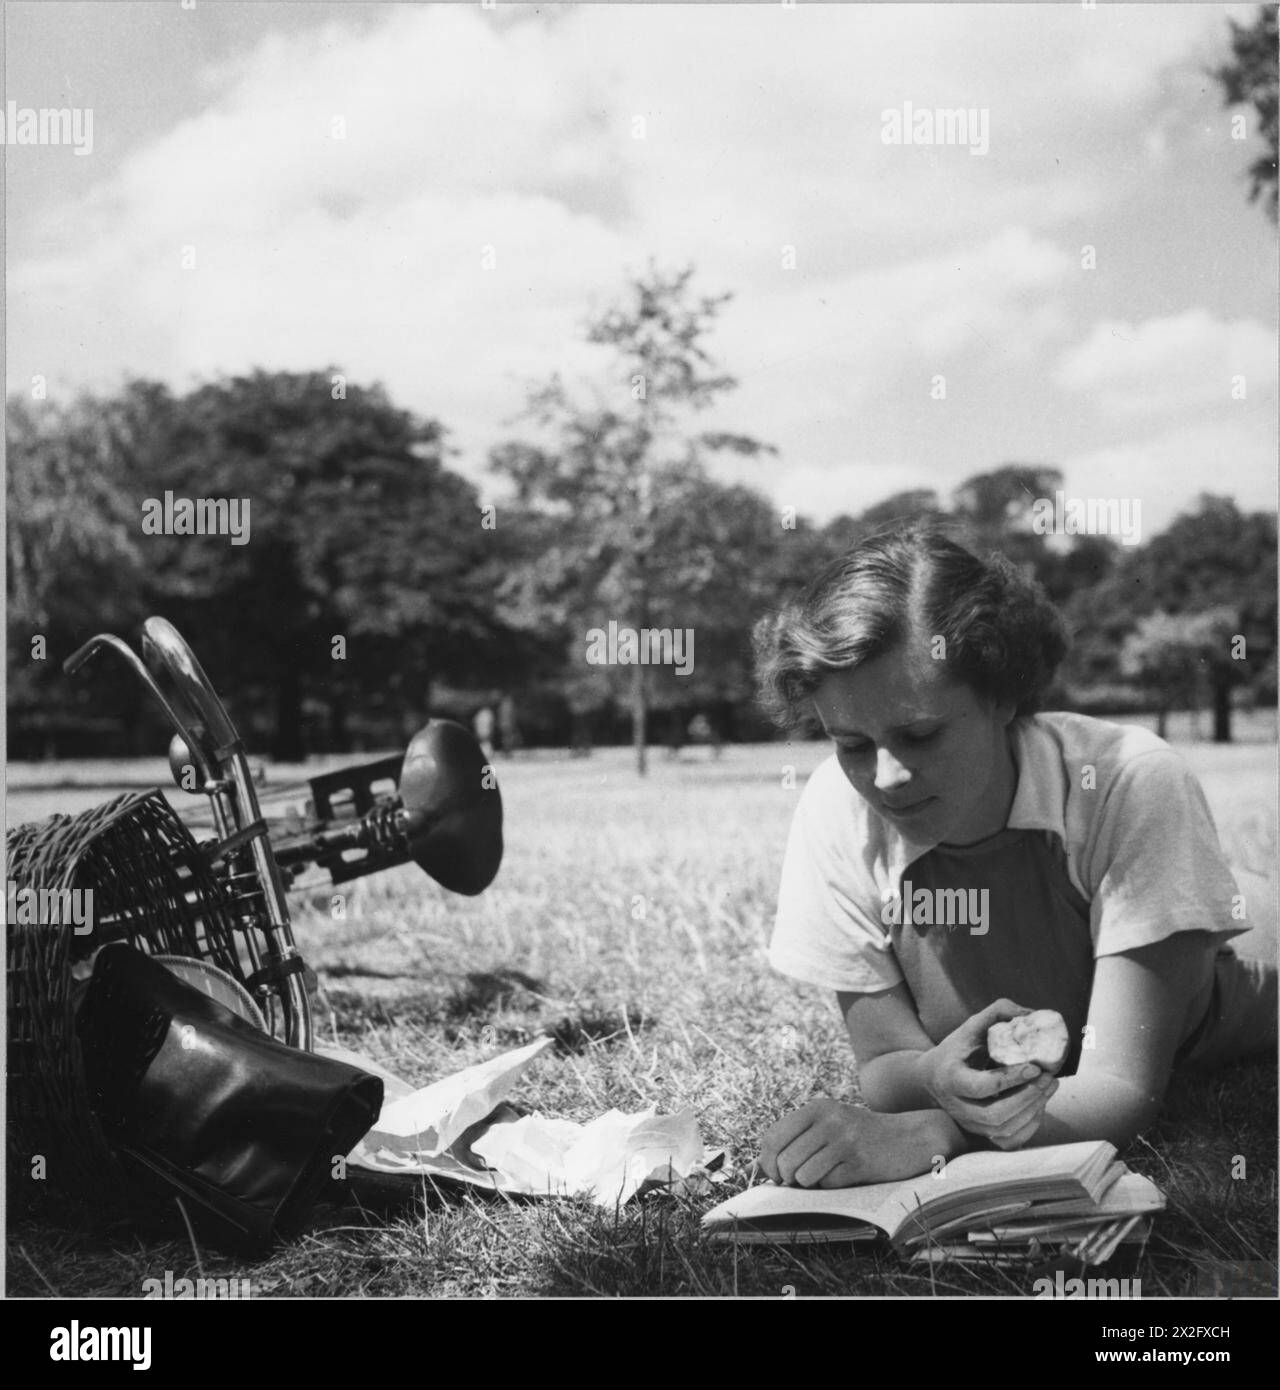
[548,1006,649,1055]
[318,970,649,1059]
[443,969,544,1021]
[316,966,546,1035]
[322,987,445,1032]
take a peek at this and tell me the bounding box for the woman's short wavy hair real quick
[753,525,1068,730]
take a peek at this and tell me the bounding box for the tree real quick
[136,370,515,759]
[1120,611,1217,739]
[9,373,521,761]
[1211,5,1279,221]
[856,489,948,536]
[818,490,948,558]
[1109,496,1276,742]
[492,263,775,773]
[951,463,1067,570]
[631,474,784,731]
[6,390,149,754]
[947,462,1135,619]
[1054,558,1138,705]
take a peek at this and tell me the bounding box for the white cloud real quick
[1060,413,1278,538]
[1054,310,1277,419]
[769,459,940,525]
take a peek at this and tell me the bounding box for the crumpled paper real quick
[334,1037,723,1205]
[364,1036,554,1156]
[472,1106,706,1205]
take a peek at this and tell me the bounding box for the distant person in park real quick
[687,712,723,760]
[472,705,495,761]
[569,708,593,758]
[497,693,521,758]
[751,525,1276,1189]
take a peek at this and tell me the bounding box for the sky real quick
[5,1,1277,535]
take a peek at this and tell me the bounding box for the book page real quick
[873,1141,1115,1237]
[701,1140,1117,1240]
[976,1172,1164,1235]
[701,1174,918,1237]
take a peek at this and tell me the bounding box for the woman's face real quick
[811,639,1017,846]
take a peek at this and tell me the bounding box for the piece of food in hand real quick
[986,1010,1069,1073]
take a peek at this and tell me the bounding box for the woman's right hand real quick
[919,998,1059,1149]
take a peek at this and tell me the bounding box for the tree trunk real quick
[630,556,651,775]
[1156,705,1168,740]
[273,661,305,762]
[632,661,647,776]
[1212,679,1232,744]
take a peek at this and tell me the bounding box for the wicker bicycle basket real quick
[6,789,250,1213]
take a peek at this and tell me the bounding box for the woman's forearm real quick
[867,1055,1164,1151]
[1026,1071,1163,1149]
[857,1048,937,1112]
[918,1107,972,1161]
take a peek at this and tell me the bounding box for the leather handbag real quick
[75,943,383,1252]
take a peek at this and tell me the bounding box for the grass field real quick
[6,719,1277,1299]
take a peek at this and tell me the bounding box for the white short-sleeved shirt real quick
[769,712,1247,1010]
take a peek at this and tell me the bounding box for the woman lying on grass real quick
[752,526,1276,1189]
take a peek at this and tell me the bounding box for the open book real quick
[702,1141,1163,1252]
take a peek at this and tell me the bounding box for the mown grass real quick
[7,730,1277,1299]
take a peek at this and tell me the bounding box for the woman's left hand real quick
[758,1100,948,1188]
